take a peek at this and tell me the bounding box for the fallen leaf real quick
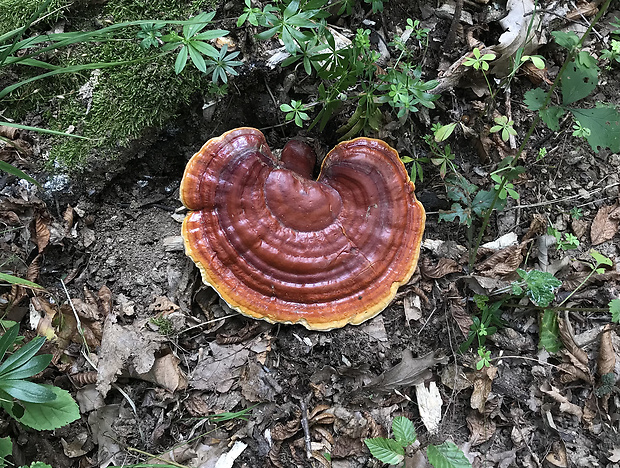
[470,365,497,412]
[366,349,448,392]
[475,242,528,277]
[545,440,568,467]
[467,410,496,445]
[590,202,620,245]
[608,447,620,463]
[190,341,250,393]
[540,382,583,419]
[34,214,50,253]
[214,440,247,468]
[557,317,589,367]
[97,318,166,397]
[240,358,282,402]
[420,257,461,279]
[597,324,615,376]
[441,363,473,391]
[490,0,539,75]
[133,351,188,392]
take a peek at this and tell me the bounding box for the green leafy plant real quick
[510,269,562,307]
[280,99,311,127]
[490,115,517,142]
[570,207,583,220]
[160,12,231,76]
[547,226,580,251]
[0,325,80,430]
[524,31,620,153]
[460,294,504,361]
[365,416,471,467]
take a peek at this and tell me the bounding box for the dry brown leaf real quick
[0,125,19,139]
[558,317,589,367]
[420,257,461,279]
[97,285,112,317]
[26,254,41,283]
[540,382,583,419]
[447,284,472,337]
[63,205,74,232]
[597,324,615,377]
[475,242,527,277]
[467,410,496,446]
[522,213,547,242]
[566,1,598,20]
[133,351,188,392]
[470,365,497,412]
[34,214,50,253]
[590,202,620,245]
[149,296,181,315]
[366,349,448,392]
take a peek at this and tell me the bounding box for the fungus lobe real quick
[180,127,425,330]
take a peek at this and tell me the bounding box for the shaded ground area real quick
[1,0,620,467]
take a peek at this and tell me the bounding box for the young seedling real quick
[490,115,517,142]
[365,416,472,467]
[280,99,311,127]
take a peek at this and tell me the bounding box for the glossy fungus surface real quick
[180,127,425,330]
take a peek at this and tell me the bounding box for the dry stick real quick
[299,396,313,460]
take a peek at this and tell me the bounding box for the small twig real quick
[299,396,313,460]
[60,278,98,371]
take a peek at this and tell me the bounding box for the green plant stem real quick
[467,0,613,271]
[126,448,188,468]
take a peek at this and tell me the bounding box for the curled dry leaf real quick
[540,382,583,419]
[420,257,461,279]
[470,365,498,412]
[558,317,589,367]
[62,205,74,232]
[34,214,50,253]
[597,324,615,377]
[590,202,620,245]
[366,349,448,392]
[475,242,528,277]
[447,284,472,337]
[132,351,188,392]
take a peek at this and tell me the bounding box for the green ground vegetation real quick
[1,0,219,169]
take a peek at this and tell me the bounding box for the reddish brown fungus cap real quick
[180,127,425,330]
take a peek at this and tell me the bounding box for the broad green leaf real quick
[0,336,45,376]
[610,299,620,323]
[392,416,417,446]
[8,385,79,430]
[517,269,561,307]
[364,438,405,465]
[472,189,504,218]
[0,354,52,380]
[0,379,56,403]
[539,106,565,131]
[570,106,620,152]
[551,31,580,50]
[590,249,613,267]
[435,123,457,142]
[562,60,598,105]
[0,325,19,363]
[439,203,471,226]
[539,309,561,353]
[427,441,472,468]
[0,272,42,289]
[0,436,11,468]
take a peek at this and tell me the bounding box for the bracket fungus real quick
[180,128,425,331]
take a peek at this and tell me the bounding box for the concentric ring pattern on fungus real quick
[180,127,425,331]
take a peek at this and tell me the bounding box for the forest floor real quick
[1,0,620,467]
